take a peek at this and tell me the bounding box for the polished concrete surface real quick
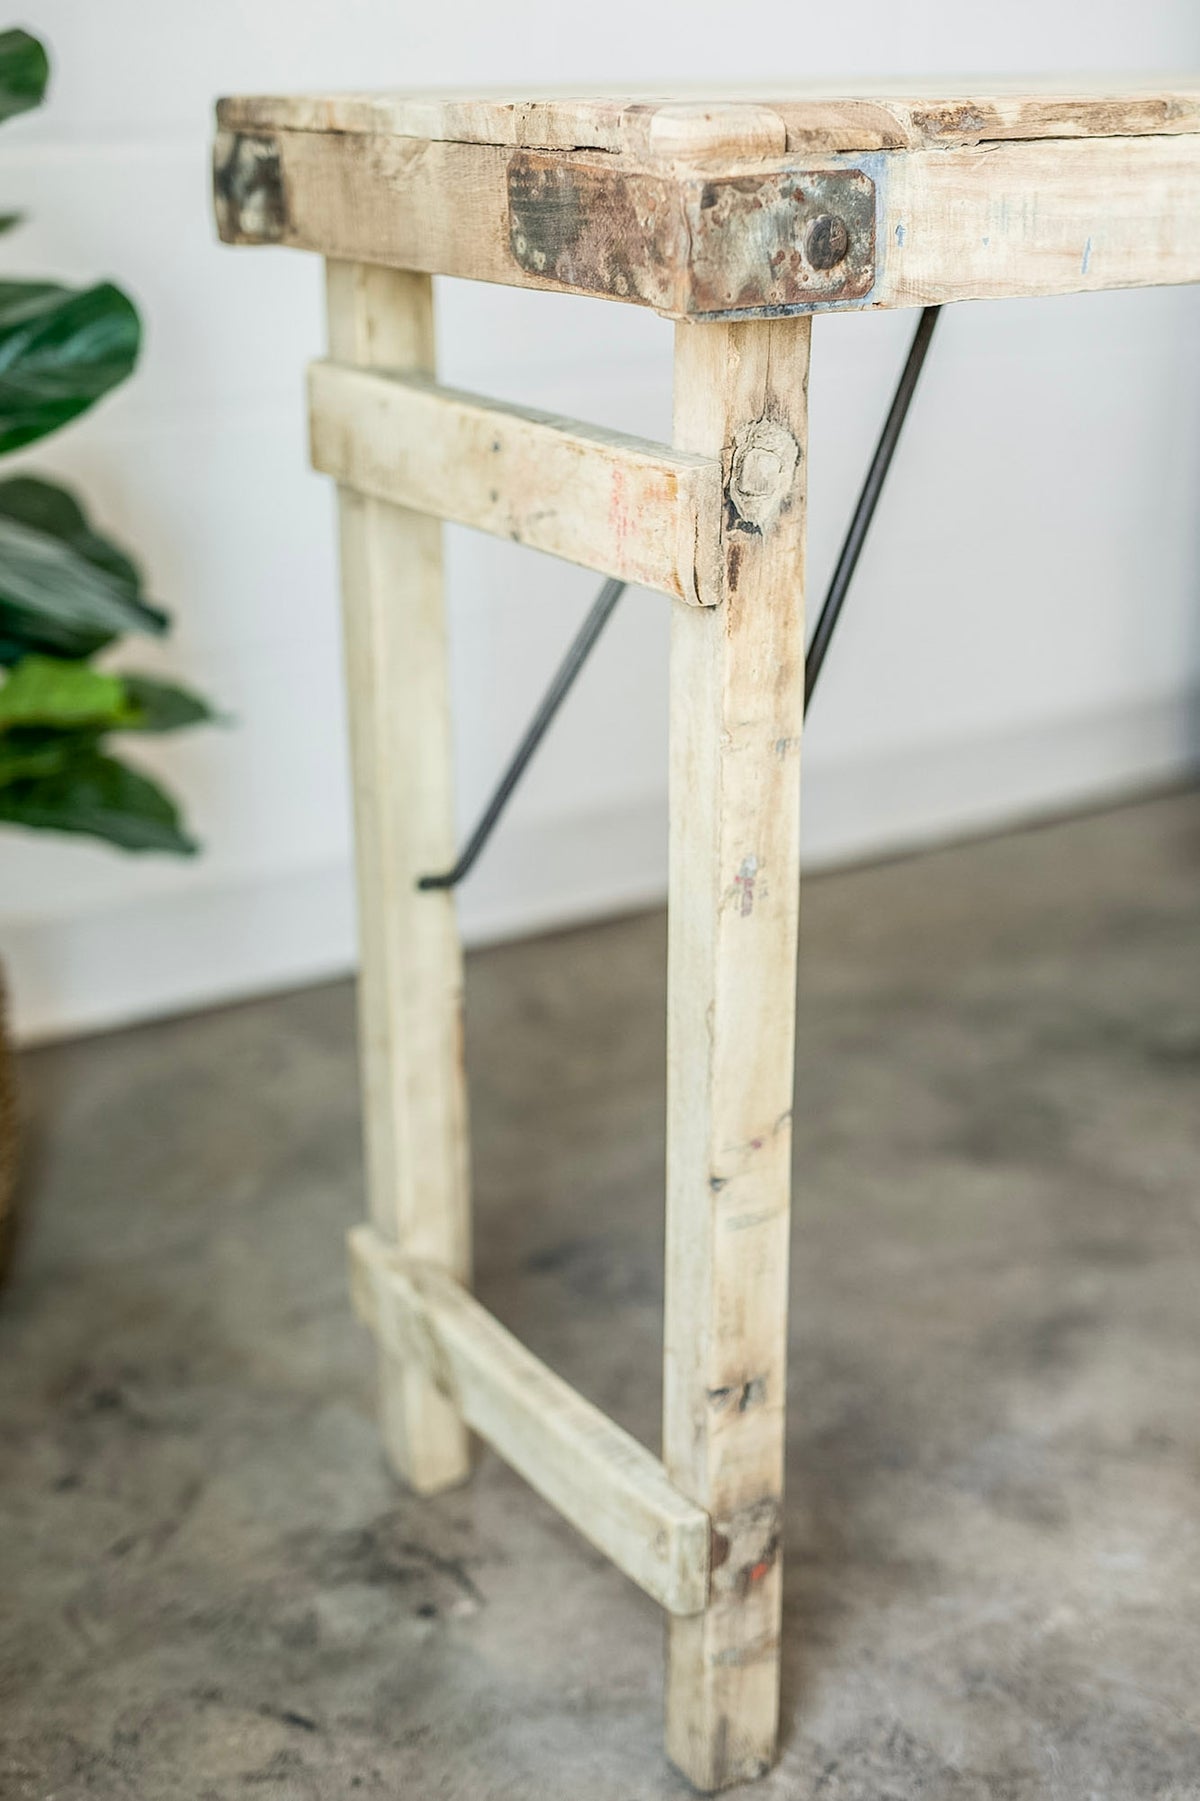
[2,790,1199,1799]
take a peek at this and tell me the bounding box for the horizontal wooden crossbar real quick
[309,361,721,604]
[348,1225,712,1614]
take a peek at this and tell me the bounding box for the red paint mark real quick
[748,1559,771,1585]
[608,462,630,568]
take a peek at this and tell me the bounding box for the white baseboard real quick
[5,858,358,1048]
[6,689,1197,1045]
[799,687,1200,870]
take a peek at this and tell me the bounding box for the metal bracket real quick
[418,579,625,892]
[804,304,940,703]
[507,152,876,314]
[213,131,288,244]
[418,305,941,892]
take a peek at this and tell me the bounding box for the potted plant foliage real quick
[0,27,215,1278]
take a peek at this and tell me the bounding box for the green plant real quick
[0,27,214,854]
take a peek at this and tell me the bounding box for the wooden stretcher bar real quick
[308,359,722,603]
[349,1224,712,1616]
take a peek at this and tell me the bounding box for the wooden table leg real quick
[326,259,471,1495]
[664,315,810,1789]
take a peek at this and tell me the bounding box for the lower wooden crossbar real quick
[348,1224,711,1615]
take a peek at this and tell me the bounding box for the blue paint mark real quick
[1081,236,1093,275]
[982,235,990,248]
[895,222,906,247]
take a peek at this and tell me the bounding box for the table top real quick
[214,78,1200,317]
[218,78,1200,162]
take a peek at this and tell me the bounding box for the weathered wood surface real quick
[215,124,1200,317]
[349,1225,712,1617]
[213,128,876,314]
[218,80,1200,158]
[308,360,722,603]
[326,260,472,1496]
[878,133,1200,304]
[663,315,810,1790]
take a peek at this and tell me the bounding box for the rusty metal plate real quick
[507,154,686,311]
[686,167,876,312]
[507,151,875,316]
[213,131,289,244]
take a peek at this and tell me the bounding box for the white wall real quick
[2,2,1199,1042]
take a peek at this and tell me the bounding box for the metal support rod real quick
[418,577,626,890]
[804,304,941,710]
[419,304,940,890]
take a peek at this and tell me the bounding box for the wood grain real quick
[326,260,471,1496]
[218,80,1200,159]
[663,314,810,1790]
[874,132,1200,305]
[213,128,874,315]
[308,360,722,603]
[349,1225,712,1617]
[216,125,1200,317]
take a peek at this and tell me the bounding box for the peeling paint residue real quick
[734,854,758,916]
[607,460,630,571]
[213,132,288,244]
[1081,236,1094,275]
[710,1498,781,1602]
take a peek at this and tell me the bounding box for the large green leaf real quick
[0,746,198,852]
[0,475,144,592]
[0,30,48,126]
[120,673,218,733]
[0,475,165,661]
[0,279,140,454]
[0,652,126,728]
[0,653,219,737]
[0,726,73,786]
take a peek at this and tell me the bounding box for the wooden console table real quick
[213,81,1200,1790]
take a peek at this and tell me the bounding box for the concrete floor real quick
[2,791,1200,1800]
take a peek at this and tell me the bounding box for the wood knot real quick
[710,1498,781,1599]
[726,418,799,531]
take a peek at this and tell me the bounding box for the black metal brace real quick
[417,577,625,892]
[418,304,941,892]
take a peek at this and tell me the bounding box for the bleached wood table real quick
[213,81,1200,1790]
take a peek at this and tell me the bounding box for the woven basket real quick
[0,966,19,1286]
